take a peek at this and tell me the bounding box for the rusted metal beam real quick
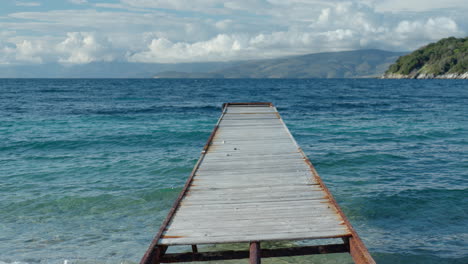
[191,245,198,253]
[349,237,375,264]
[296,147,376,264]
[249,242,261,264]
[159,244,348,263]
[143,245,167,264]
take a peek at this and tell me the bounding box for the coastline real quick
[382,72,468,79]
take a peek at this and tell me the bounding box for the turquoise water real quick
[0,79,467,264]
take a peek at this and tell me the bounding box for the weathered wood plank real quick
[206,143,299,151]
[202,152,303,162]
[196,165,311,174]
[173,204,337,215]
[169,216,342,226]
[178,199,329,209]
[226,108,277,114]
[222,114,279,120]
[190,182,319,190]
[161,229,351,241]
[170,210,342,222]
[167,217,345,231]
[159,230,351,245]
[218,120,281,127]
[197,161,308,171]
[184,188,325,197]
[194,168,311,176]
[183,193,327,203]
[162,227,350,238]
[181,197,330,206]
[187,184,322,193]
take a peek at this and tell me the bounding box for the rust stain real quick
[161,235,185,239]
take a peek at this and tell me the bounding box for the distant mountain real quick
[0,49,405,78]
[154,49,406,79]
[153,71,224,79]
[0,61,235,78]
[383,37,468,79]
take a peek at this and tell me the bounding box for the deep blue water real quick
[0,79,467,264]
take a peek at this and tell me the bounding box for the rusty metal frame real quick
[160,243,348,263]
[140,102,375,264]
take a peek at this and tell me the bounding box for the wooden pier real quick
[141,103,375,264]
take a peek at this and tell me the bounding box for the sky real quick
[1,0,467,65]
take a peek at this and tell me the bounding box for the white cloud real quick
[374,0,468,12]
[15,1,41,7]
[0,31,120,65]
[384,17,464,49]
[128,34,248,63]
[56,32,115,64]
[0,32,16,65]
[317,8,331,24]
[395,18,459,36]
[128,29,359,63]
[0,38,54,65]
[127,2,465,63]
[1,0,467,64]
[15,40,45,63]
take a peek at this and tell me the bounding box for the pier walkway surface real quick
[141,103,375,264]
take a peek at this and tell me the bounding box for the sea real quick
[0,79,467,264]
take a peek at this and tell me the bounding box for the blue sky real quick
[1,0,467,65]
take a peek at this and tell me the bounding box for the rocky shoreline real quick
[382,72,468,79]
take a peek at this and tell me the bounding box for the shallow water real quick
[0,79,467,264]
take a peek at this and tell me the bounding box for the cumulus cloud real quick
[0,31,119,65]
[1,0,467,64]
[56,32,115,64]
[15,40,47,63]
[395,17,460,38]
[128,34,246,63]
[0,33,16,65]
[128,2,465,63]
[0,31,52,64]
[129,29,360,63]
